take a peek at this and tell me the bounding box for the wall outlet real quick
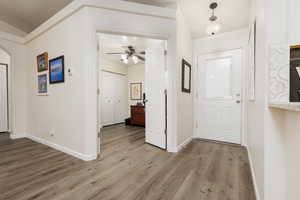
[50,128,55,137]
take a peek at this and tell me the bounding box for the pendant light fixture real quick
[206,2,221,36]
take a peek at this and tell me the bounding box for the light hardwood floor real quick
[0,125,256,200]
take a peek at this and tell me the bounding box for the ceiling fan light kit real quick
[105,46,145,65]
[206,2,221,36]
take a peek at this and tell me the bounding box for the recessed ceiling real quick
[99,33,163,66]
[179,0,251,38]
[0,0,73,33]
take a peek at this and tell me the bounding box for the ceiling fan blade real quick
[136,55,145,61]
[105,52,124,55]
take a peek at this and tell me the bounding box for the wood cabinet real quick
[130,106,145,127]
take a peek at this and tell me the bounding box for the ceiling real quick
[123,0,177,8]
[179,0,251,38]
[125,0,251,38]
[0,0,73,33]
[99,33,163,66]
[0,0,251,38]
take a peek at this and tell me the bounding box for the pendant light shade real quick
[206,21,221,36]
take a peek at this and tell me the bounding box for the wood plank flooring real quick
[0,125,256,200]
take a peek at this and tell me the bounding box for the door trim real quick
[193,48,246,146]
[0,63,9,132]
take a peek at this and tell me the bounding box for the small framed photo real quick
[182,59,191,93]
[38,73,48,95]
[37,52,48,72]
[49,56,65,84]
[130,83,142,100]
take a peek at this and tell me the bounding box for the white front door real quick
[145,42,166,149]
[0,64,8,132]
[196,49,242,144]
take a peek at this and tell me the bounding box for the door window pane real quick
[205,57,232,98]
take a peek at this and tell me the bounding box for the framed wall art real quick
[49,56,65,84]
[130,83,142,100]
[182,59,191,93]
[37,73,48,95]
[37,52,48,72]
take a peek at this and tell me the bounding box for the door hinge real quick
[97,88,100,95]
[164,50,167,56]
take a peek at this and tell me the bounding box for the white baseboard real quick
[176,137,193,152]
[27,135,97,161]
[246,146,261,200]
[10,133,26,139]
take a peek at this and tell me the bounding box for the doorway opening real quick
[97,33,168,155]
[0,48,10,135]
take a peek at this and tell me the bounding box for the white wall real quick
[128,64,145,106]
[100,57,128,75]
[23,0,177,158]
[194,29,249,54]
[0,32,27,139]
[26,9,94,160]
[0,20,27,37]
[176,6,193,147]
[246,0,267,199]
[0,48,10,64]
[263,0,300,200]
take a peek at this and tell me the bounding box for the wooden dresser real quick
[130,106,145,127]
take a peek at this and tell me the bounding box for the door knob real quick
[236,100,241,104]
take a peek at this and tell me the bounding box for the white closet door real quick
[101,72,115,126]
[114,74,128,123]
[0,64,8,132]
[101,71,128,126]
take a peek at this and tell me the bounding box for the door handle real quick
[236,100,241,104]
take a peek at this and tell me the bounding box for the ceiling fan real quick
[105,46,145,64]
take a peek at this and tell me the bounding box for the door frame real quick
[96,31,171,154]
[0,63,9,133]
[193,48,247,146]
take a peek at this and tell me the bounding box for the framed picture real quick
[49,56,65,84]
[130,83,142,100]
[37,52,48,72]
[182,59,191,93]
[37,73,48,95]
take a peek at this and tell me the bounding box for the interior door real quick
[113,74,128,123]
[145,42,166,149]
[101,71,115,126]
[197,49,242,144]
[0,64,8,132]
